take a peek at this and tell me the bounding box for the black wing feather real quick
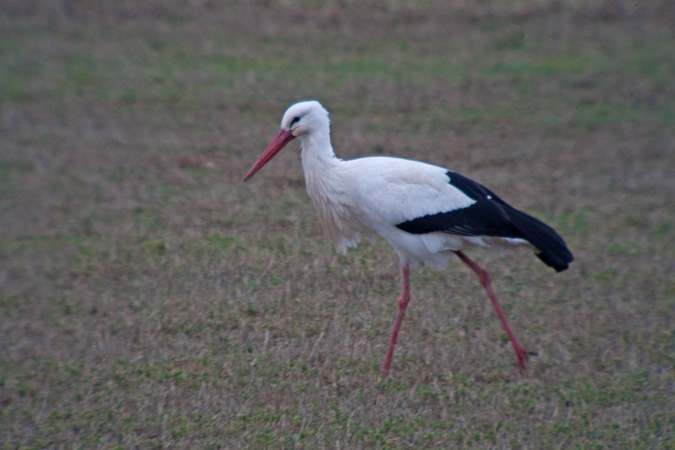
[396,171,574,272]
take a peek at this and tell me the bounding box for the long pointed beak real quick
[243,129,295,181]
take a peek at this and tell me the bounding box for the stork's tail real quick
[507,207,573,272]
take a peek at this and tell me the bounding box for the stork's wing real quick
[396,170,572,271]
[346,157,573,272]
[396,171,520,238]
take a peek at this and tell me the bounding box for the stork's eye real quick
[290,116,301,127]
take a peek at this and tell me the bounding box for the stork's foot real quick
[514,348,538,372]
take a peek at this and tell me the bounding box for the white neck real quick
[299,125,341,180]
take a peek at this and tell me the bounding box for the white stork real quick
[244,100,573,377]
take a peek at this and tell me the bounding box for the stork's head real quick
[281,100,330,138]
[244,100,330,181]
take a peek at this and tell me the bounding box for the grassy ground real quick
[1,1,674,448]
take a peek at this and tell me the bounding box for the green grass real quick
[1,1,674,448]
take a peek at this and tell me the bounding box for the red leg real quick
[454,251,536,370]
[381,264,410,377]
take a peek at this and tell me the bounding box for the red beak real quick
[243,129,296,181]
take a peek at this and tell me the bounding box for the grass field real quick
[1,1,674,448]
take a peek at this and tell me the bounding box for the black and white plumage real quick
[395,170,572,272]
[244,100,573,377]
